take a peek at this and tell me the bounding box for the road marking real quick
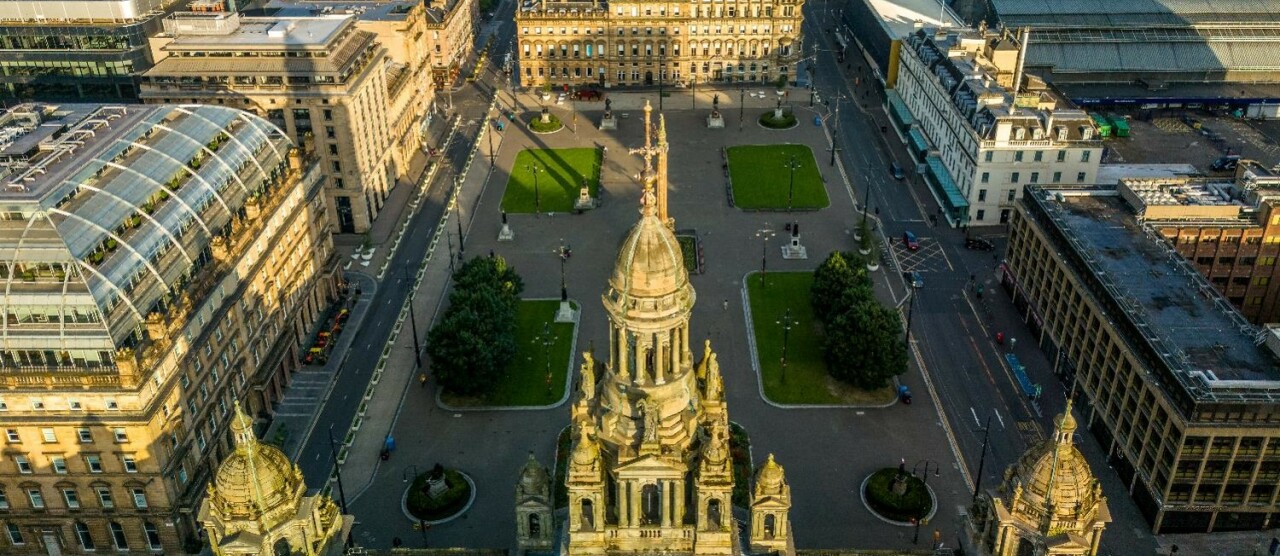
[994,409,1006,430]
[971,406,980,427]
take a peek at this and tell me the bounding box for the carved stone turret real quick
[750,454,795,555]
[515,453,553,553]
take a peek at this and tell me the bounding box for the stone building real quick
[199,404,351,555]
[514,0,806,89]
[0,103,339,553]
[968,402,1110,556]
[427,0,480,91]
[515,453,553,553]
[1005,184,1280,533]
[517,103,795,555]
[890,26,1101,227]
[141,11,409,234]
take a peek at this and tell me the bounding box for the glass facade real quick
[0,17,165,100]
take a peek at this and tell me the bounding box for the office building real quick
[1005,184,1280,533]
[0,103,339,553]
[891,27,1102,226]
[426,0,479,90]
[141,12,407,234]
[514,0,806,88]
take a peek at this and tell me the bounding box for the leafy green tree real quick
[427,256,523,395]
[810,251,869,323]
[822,292,907,390]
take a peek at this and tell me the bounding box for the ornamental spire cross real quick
[627,101,669,221]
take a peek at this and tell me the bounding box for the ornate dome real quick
[518,453,550,496]
[755,454,787,494]
[571,427,600,466]
[208,405,305,525]
[607,205,689,301]
[1004,404,1103,524]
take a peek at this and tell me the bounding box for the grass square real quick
[441,299,576,407]
[501,148,600,213]
[748,272,895,405]
[728,144,829,210]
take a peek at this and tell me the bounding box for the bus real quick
[834,32,848,62]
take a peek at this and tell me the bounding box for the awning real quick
[925,155,969,212]
[908,128,930,156]
[886,90,914,127]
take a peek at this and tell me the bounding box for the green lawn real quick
[441,300,576,407]
[677,235,698,272]
[728,144,829,210]
[501,148,600,213]
[748,272,895,405]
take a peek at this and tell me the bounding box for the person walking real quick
[418,372,428,388]
[722,299,729,311]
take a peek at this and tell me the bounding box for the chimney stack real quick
[1012,26,1030,95]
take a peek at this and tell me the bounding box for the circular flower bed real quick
[529,113,564,133]
[863,468,934,522]
[759,110,798,129]
[406,466,472,521]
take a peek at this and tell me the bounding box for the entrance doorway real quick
[43,533,63,556]
[644,71,653,85]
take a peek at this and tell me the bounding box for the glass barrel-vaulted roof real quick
[0,104,290,359]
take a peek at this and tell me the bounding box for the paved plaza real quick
[340,92,969,550]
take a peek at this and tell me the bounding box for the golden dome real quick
[607,207,689,302]
[208,405,304,526]
[755,454,786,493]
[1005,404,1102,524]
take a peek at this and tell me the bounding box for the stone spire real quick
[629,100,662,218]
[657,113,671,225]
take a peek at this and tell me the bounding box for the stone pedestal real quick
[498,223,515,241]
[891,473,908,497]
[707,110,725,129]
[575,184,595,210]
[773,107,784,119]
[555,300,576,323]
[781,236,807,260]
[599,112,617,130]
[427,475,449,498]
[540,110,551,124]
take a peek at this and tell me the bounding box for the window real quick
[63,488,80,509]
[109,522,128,550]
[1034,151,1043,162]
[6,523,22,545]
[1053,171,1062,183]
[40,428,55,443]
[1077,172,1087,183]
[86,455,103,473]
[980,172,989,184]
[69,399,82,410]
[1056,151,1066,162]
[113,428,127,443]
[77,428,92,443]
[105,400,118,411]
[976,209,986,221]
[5,430,17,443]
[15,455,31,474]
[75,522,95,550]
[52,456,67,474]
[1030,172,1039,183]
[978,189,988,202]
[132,488,148,508]
[1081,150,1091,162]
[122,455,137,473]
[144,522,162,551]
[1014,151,1024,162]
[1007,190,1016,202]
[0,487,8,509]
[984,151,993,162]
[96,487,114,508]
[27,488,44,508]
[1011,172,1020,184]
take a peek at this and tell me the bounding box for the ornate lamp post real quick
[403,265,421,369]
[777,308,794,384]
[784,154,801,212]
[911,460,940,544]
[526,162,543,217]
[755,224,776,286]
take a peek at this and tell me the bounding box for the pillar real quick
[630,481,641,526]
[617,327,628,379]
[662,481,672,527]
[1089,528,1102,556]
[636,338,648,385]
[674,482,685,525]
[655,335,666,384]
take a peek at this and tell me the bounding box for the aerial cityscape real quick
[1,0,1279,554]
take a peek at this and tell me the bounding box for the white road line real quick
[971,406,980,427]
[995,409,1006,430]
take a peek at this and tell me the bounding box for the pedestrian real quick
[418,372,428,388]
[723,299,728,311]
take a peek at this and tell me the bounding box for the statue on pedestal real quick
[707,94,725,129]
[599,97,617,130]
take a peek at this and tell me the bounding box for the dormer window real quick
[1014,127,1026,140]
[1081,127,1094,141]
[1032,128,1044,140]
[1057,126,1069,141]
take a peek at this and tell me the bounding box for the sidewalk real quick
[264,272,377,459]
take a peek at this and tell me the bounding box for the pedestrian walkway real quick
[264,272,377,459]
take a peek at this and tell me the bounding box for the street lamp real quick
[403,265,422,369]
[911,460,941,544]
[455,176,466,263]
[755,224,776,286]
[777,308,794,384]
[972,414,993,503]
[783,155,800,212]
[526,163,543,217]
[556,239,570,302]
[535,322,554,393]
[739,84,745,132]
[905,288,919,344]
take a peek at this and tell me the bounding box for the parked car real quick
[965,237,995,251]
[902,231,920,250]
[904,271,924,289]
[1211,155,1241,172]
[574,89,603,101]
[556,93,566,105]
[889,161,905,180]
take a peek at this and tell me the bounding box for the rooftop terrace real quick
[1028,188,1280,403]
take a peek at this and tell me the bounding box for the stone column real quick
[636,338,648,385]
[619,481,629,527]
[655,335,666,384]
[630,481,641,526]
[674,481,685,525]
[682,325,691,366]
[1089,528,1102,556]
[661,481,671,527]
[618,328,629,379]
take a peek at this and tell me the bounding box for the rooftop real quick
[1027,187,1280,399]
[861,0,963,40]
[992,0,1280,26]
[1095,164,1200,186]
[264,0,419,21]
[161,12,352,48]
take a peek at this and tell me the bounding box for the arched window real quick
[273,538,292,556]
[581,498,595,530]
[763,514,776,538]
[707,498,722,529]
[529,513,541,536]
[641,484,661,524]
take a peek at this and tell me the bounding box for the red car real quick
[574,89,603,101]
[903,231,920,250]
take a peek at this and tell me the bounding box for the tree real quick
[427,256,523,395]
[822,293,907,390]
[810,251,869,323]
